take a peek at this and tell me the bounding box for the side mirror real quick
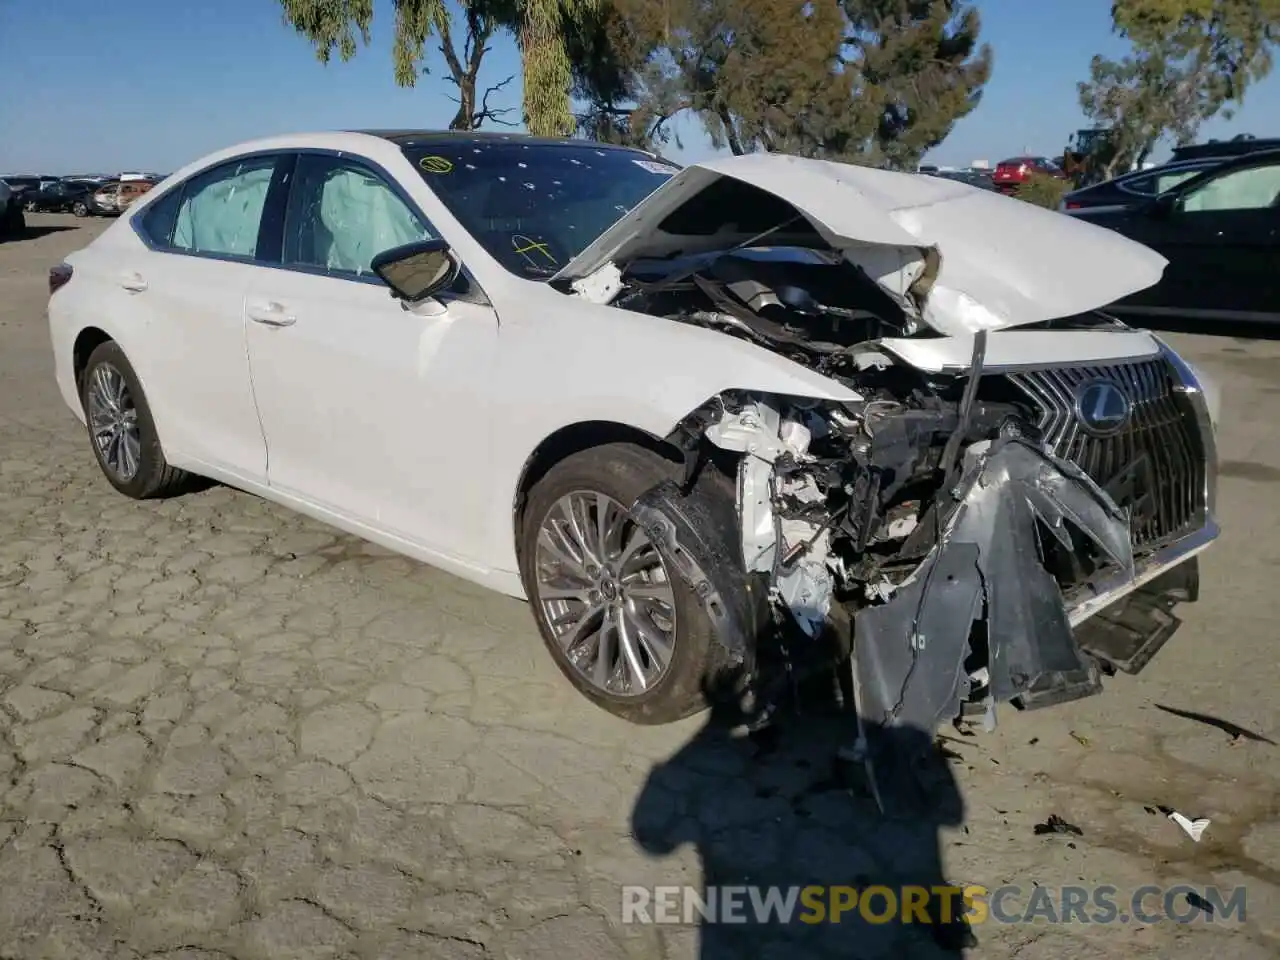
[1147,192,1178,218]
[371,238,460,304]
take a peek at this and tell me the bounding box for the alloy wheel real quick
[534,490,678,696]
[86,363,141,481]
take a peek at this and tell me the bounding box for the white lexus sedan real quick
[49,131,1220,729]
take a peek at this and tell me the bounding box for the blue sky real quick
[2,0,1278,174]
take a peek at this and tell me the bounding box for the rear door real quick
[118,154,291,480]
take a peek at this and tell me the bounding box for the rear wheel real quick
[79,341,192,499]
[518,443,738,724]
[72,201,88,217]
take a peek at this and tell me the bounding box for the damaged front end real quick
[558,155,1218,736]
[635,336,1218,736]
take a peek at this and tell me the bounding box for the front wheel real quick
[79,341,193,499]
[518,443,738,724]
[72,201,88,217]
[23,199,37,213]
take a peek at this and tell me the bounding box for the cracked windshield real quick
[405,140,679,277]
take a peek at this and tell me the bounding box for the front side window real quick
[283,154,434,278]
[1181,162,1280,213]
[404,140,679,278]
[172,156,277,258]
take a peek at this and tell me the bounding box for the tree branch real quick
[475,75,519,127]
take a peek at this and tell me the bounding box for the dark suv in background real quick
[1069,149,1280,326]
[1,175,58,200]
[21,179,100,213]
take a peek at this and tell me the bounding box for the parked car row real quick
[1,173,163,219]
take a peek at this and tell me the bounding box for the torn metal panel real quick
[852,440,1136,733]
[701,398,836,635]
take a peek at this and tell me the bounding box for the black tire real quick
[0,203,23,237]
[518,443,738,724]
[79,341,193,499]
[23,199,37,213]
[73,201,88,217]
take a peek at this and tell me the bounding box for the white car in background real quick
[48,131,1220,733]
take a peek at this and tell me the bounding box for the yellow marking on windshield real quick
[418,155,454,174]
[512,234,557,266]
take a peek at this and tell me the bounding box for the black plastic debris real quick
[1033,814,1084,837]
[1184,891,1215,916]
[1155,704,1276,744]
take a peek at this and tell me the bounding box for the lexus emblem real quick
[1075,380,1132,436]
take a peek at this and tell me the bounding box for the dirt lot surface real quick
[0,215,1277,960]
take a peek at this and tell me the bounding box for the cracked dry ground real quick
[1,217,1278,960]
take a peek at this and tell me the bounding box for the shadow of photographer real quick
[630,668,977,959]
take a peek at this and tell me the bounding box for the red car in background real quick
[992,156,1068,193]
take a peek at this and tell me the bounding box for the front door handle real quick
[247,301,297,327]
[119,272,148,293]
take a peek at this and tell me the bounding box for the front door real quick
[245,152,499,554]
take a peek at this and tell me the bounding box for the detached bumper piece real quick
[851,439,1214,733]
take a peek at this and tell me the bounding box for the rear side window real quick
[1119,173,1155,195]
[172,156,278,258]
[139,187,183,247]
[1154,169,1204,194]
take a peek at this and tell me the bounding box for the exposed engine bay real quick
[615,248,1214,737]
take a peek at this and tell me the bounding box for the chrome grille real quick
[1007,358,1207,550]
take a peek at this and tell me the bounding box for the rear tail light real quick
[1064,201,1082,210]
[49,262,73,295]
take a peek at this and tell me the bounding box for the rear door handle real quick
[247,301,297,327]
[119,272,148,292]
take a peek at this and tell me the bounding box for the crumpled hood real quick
[554,153,1169,337]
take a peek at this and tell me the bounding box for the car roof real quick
[351,129,647,152]
[1171,137,1280,159]
[150,131,675,196]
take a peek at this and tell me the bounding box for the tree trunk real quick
[717,107,746,154]
[450,75,477,130]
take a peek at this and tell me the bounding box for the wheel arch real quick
[72,326,116,391]
[511,420,685,546]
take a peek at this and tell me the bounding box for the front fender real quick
[472,282,863,578]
